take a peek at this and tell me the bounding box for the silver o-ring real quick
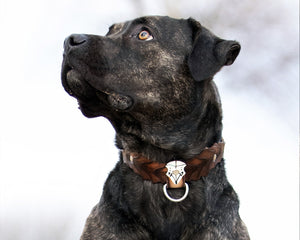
[163,183,189,202]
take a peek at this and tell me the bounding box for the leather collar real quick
[123,140,225,188]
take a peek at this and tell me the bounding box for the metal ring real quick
[163,183,189,202]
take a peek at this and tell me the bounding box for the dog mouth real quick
[61,64,110,117]
[65,68,84,96]
[62,63,104,101]
[62,64,88,97]
[61,64,134,112]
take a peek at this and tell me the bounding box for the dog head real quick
[61,16,240,152]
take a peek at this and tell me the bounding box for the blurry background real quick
[0,0,298,239]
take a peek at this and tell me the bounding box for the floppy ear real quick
[188,19,241,82]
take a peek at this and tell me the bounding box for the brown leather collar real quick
[123,140,225,188]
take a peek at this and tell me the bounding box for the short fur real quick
[61,16,250,240]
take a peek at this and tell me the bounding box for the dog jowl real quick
[61,16,250,240]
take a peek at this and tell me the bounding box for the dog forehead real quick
[115,16,174,27]
[130,16,170,25]
[131,16,191,34]
[107,22,127,35]
[108,16,192,39]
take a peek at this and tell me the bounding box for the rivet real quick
[213,154,217,162]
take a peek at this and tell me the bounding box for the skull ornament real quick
[166,160,186,185]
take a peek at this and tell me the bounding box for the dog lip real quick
[64,68,91,98]
[62,64,110,102]
[66,69,81,84]
[107,92,134,111]
[61,63,134,112]
[61,64,74,96]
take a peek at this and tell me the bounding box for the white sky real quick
[0,0,299,239]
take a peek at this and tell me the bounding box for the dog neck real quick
[122,140,225,188]
[112,81,223,159]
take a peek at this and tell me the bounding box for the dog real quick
[61,16,250,240]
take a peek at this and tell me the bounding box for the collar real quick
[122,140,225,189]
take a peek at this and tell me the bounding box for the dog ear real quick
[188,19,241,82]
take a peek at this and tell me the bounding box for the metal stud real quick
[213,154,217,162]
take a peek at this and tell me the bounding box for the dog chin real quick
[62,66,97,100]
[65,69,87,96]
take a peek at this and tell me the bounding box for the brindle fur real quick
[61,16,250,240]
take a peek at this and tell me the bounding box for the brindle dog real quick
[61,16,250,240]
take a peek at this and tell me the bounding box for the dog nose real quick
[64,34,88,50]
[70,34,88,46]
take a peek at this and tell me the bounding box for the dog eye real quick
[138,30,153,41]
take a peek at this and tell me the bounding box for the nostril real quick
[69,34,88,46]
